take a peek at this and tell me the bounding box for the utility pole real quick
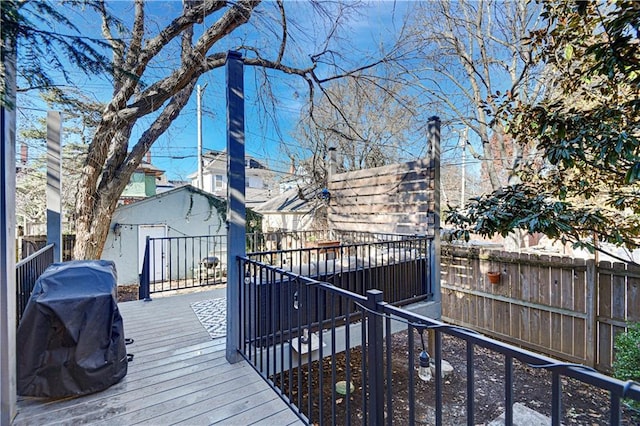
[197,84,207,190]
[460,127,467,208]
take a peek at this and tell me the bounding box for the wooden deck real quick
[13,290,303,425]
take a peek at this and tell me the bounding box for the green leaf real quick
[564,44,574,61]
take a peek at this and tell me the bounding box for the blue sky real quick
[145,1,417,181]
[15,1,468,182]
[16,1,415,181]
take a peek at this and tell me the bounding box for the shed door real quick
[138,225,167,282]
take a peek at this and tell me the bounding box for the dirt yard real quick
[274,330,640,425]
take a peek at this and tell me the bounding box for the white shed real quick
[101,185,226,286]
[253,186,322,232]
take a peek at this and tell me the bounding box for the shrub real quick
[613,322,640,411]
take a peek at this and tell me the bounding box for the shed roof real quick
[254,186,319,214]
[115,184,224,213]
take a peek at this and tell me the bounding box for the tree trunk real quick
[73,160,133,259]
[73,198,119,260]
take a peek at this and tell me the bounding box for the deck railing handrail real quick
[16,243,54,269]
[16,243,55,324]
[379,303,640,425]
[238,257,640,425]
[139,234,227,298]
[138,231,432,299]
[247,234,430,257]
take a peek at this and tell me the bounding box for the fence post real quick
[585,259,596,367]
[366,289,385,426]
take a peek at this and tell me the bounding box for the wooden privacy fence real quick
[327,158,435,235]
[18,235,75,261]
[440,243,640,373]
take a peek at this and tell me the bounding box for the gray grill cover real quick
[17,260,128,398]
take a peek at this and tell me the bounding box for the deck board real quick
[14,290,304,426]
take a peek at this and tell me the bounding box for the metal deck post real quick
[47,111,62,262]
[225,51,246,364]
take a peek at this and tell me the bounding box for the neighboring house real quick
[21,155,179,235]
[157,176,188,194]
[119,160,165,205]
[119,152,188,204]
[102,185,227,286]
[253,185,324,233]
[189,149,279,208]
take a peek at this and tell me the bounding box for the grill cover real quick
[17,260,128,398]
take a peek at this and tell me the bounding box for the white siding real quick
[101,188,225,285]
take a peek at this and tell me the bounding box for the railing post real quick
[1,32,18,424]
[46,111,62,263]
[366,289,385,426]
[138,237,152,301]
[225,50,246,364]
[427,116,441,314]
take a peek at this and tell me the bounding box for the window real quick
[215,175,223,189]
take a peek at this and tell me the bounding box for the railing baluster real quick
[505,354,513,426]
[296,278,303,413]
[551,371,561,426]
[385,315,392,426]
[435,329,443,426]
[280,273,286,402]
[331,292,337,426]
[345,306,352,426]
[318,288,325,426]
[366,290,385,426]
[15,243,55,324]
[361,303,368,425]
[306,283,313,424]
[408,325,416,424]
[467,341,474,426]
[610,392,621,425]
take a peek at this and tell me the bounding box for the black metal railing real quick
[247,234,432,308]
[246,230,413,253]
[140,230,428,299]
[237,258,640,426]
[139,234,227,296]
[16,243,54,324]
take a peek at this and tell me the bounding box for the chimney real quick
[146,150,151,163]
[288,158,295,175]
[20,143,28,164]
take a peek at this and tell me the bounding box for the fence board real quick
[328,160,433,234]
[573,318,586,360]
[612,263,626,321]
[483,296,492,331]
[574,258,586,313]
[518,305,529,341]
[561,314,573,355]
[530,307,541,347]
[628,264,640,322]
[441,245,640,372]
[561,257,573,310]
[522,254,534,303]
[597,262,613,370]
[330,159,430,182]
[531,255,542,305]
